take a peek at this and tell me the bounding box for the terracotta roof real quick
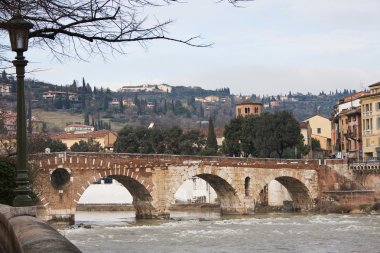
[65,124,93,128]
[51,129,116,140]
[299,121,309,128]
[236,100,262,106]
[341,91,370,103]
[368,82,380,88]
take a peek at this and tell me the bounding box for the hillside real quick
[0,71,355,132]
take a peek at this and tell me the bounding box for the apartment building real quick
[360,82,380,159]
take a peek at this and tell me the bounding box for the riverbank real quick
[76,202,380,214]
[76,203,220,212]
[76,204,134,212]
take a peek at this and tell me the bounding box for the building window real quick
[317,128,321,134]
[254,107,258,114]
[365,103,372,112]
[377,102,380,111]
[378,117,380,129]
[245,107,250,114]
[238,108,241,116]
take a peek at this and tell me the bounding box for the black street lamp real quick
[0,15,34,206]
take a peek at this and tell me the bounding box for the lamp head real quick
[0,15,33,52]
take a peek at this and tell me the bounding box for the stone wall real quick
[0,205,81,253]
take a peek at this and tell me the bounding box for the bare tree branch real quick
[0,0,250,61]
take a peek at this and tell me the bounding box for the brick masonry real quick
[28,153,340,222]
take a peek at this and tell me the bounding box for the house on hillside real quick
[0,83,11,96]
[64,124,94,134]
[52,129,117,151]
[42,90,78,101]
[2,111,44,134]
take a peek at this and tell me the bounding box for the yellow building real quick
[303,115,332,151]
[52,129,117,151]
[360,82,380,159]
[235,100,262,117]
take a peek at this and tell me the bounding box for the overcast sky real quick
[23,0,380,95]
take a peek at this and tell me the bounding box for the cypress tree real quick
[206,117,218,152]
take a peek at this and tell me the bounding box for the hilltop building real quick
[119,84,172,93]
[235,100,262,117]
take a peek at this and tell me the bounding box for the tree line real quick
[113,124,217,156]
[222,111,309,158]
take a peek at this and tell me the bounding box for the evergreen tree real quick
[119,97,124,114]
[206,117,217,151]
[1,70,8,83]
[84,111,90,125]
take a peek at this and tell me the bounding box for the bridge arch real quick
[169,170,245,215]
[34,165,158,222]
[109,175,155,218]
[255,175,314,210]
[72,172,156,219]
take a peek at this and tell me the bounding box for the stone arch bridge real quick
[29,152,322,223]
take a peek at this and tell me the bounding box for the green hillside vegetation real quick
[0,70,357,132]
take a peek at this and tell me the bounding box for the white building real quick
[0,83,11,96]
[120,84,172,93]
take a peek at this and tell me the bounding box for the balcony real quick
[362,111,372,117]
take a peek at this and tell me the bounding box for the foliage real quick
[222,117,243,157]
[114,126,206,155]
[311,138,322,151]
[223,111,308,158]
[0,0,245,63]
[70,138,102,152]
[0,157,16,205]
[28,134,67,154]
[206,117,218,155]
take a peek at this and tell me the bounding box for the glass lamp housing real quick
[0,15,33,52]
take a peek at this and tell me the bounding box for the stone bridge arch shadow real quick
[169,173,245,215]
[109,175,155,219]
[256,176,314,211]
[34,167,158,223]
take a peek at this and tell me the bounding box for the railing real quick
[350,161,380,173]
[362,111,372,117]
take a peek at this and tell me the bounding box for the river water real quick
[60,211,380,253]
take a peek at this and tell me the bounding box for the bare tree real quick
[0,0,249,62]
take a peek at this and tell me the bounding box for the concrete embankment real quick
[0,204,81,253]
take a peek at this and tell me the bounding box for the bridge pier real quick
[133,200,169,219]
[37,208,75,226]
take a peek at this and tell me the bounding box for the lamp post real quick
[0,15,34,206]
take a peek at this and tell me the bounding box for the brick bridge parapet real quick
[29,152,322,223]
